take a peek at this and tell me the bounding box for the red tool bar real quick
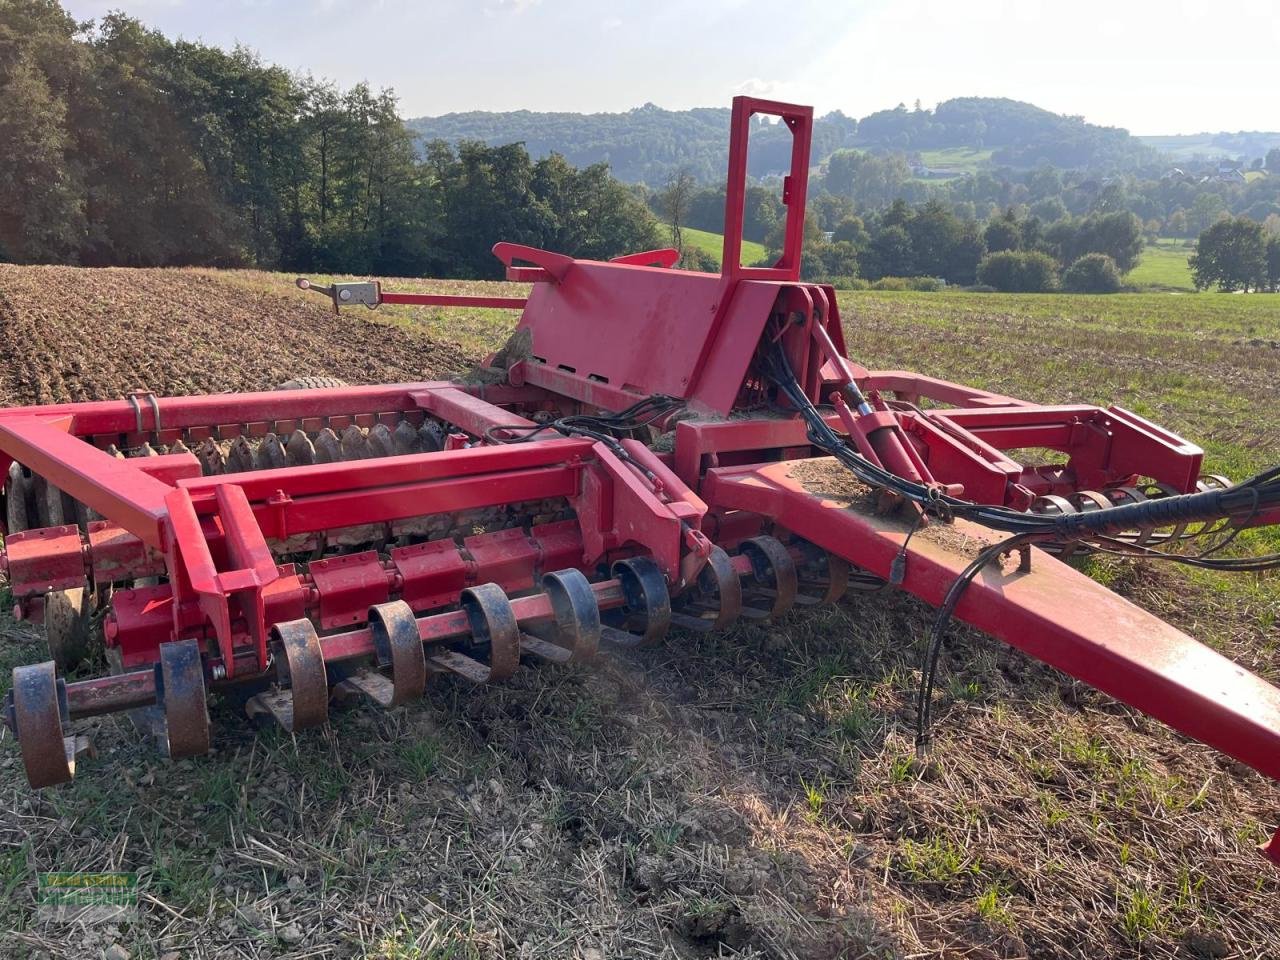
[0,382,547,437]
[0,383,442,435]
[511,360,650,413]
[0,416,172,547]
[379,292,527,310]
[412,386,541,441]
[704,459,1280,784]
[177,438,593,503]
[672,413,847,487]
[254,465,579,540]
[861,372,1029,408]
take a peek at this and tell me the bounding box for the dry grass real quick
[0,269,1277,959]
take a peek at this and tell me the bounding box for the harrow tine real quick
[249,618,329,732]
[671,545,742,632]
[31,473,64,527]
[314,427,341,464]
[196,438,226,475]
[5,461,30,533]
[227,436,256,473]
[392,419,421,455]
[420,421,446,452]
[338,600,427,707]
[367,423,396,458]
[429,583,521,682]
[156,639,211,759]
[738,535,799,620]
[340,424,370,461]
[8,661,91,787]
[285,428,315,466]
[600,556,672,648]
[255,432,287,470]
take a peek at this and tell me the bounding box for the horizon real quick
[60,0,1280,137]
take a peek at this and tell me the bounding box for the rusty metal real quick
[8,662,78,787]
[601,556,672,648]
[672,545,743,632]
[341,600,428,707]
[157,639,211,759]
[530,568,601,661]
[252,619,329,732]
[738,535,799,619]
[434,582,521,683]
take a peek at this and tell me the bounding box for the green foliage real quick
[0,2,657,275]
[870,276,942,291]
[870,276,909,291]
[977,250,1059,292]
[410,103,860,186]
[1190,217,1270,291]
[675,244,719,273]
[983,212,1022,253]
[1062,253,1123,293]
[667,226,767,270]
[1043,212,1144,273]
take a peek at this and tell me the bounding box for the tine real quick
[426,650,490,684]
[669,612,716,633]
[519,633,573,664]
[339,670,397,703]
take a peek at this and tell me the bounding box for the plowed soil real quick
[0,269,1277,960]
[0,265,470,405]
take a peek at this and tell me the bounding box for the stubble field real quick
[0,266,1278,959]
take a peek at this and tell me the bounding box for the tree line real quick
[0,1,657,277]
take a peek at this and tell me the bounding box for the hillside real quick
[408,97,1158,185]
[1139,131,1280,163]
[408,103,859,184]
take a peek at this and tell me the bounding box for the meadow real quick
[1127,238,1196,291]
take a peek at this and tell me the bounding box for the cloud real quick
[486,0,542,13]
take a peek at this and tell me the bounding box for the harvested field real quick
[0,268,1278,959]
[0,265,473,405]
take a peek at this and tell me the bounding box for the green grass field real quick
[651,224,769,268]
[918,146,993,175]
[1127,238,1195,291]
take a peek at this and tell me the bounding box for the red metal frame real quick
[2,95,1279,869]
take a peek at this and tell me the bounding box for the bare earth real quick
[0,266,1277,959]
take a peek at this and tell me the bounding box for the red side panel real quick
[518,262,724,397]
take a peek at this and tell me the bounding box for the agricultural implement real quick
[3,98,1280,862]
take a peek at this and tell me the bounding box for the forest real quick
[3,0,1279,294]
[0,1,657,278]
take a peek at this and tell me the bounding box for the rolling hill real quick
[408,97,1161,185]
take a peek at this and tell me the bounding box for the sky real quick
[60,0,1280,134]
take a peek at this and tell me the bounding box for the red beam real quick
[177,438,592,503]
[0,417,172,547]
[704,458,1280,785]
[379,292,526,310]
